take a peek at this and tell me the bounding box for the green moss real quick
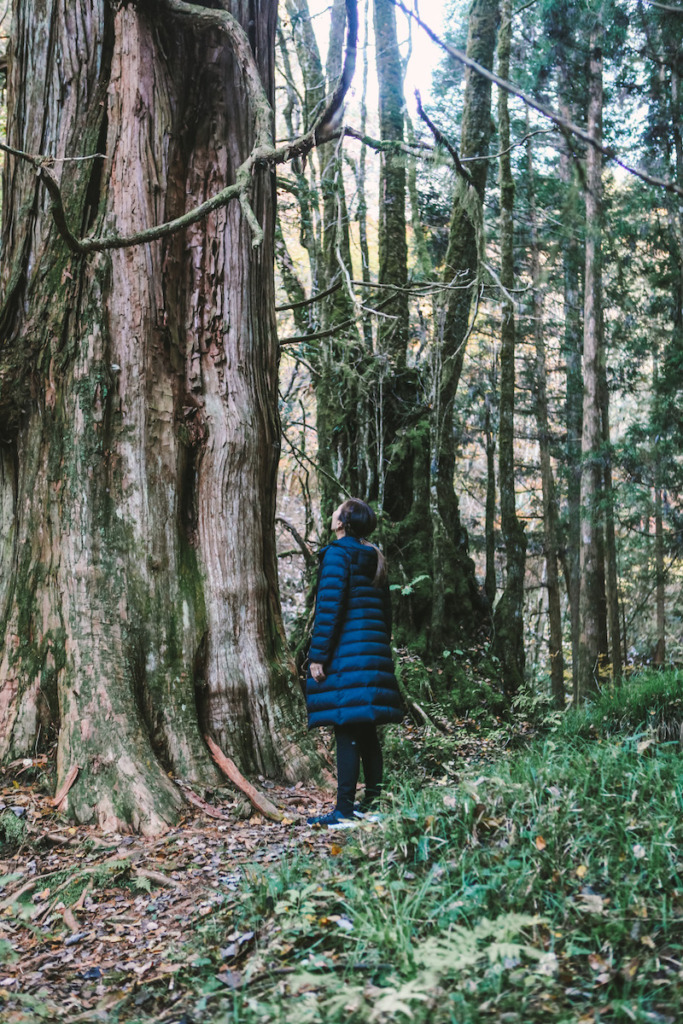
[0,810,27,851]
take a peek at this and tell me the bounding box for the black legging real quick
[334,723,383,816]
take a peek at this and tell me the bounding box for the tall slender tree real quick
[578,27,608,697]
[492,0,526,694]
[428,0,500,652]
[527,130,565,707]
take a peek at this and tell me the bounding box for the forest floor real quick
[1,671,683,1024]
[0,721,499,1024]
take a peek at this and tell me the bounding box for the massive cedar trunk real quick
[429,0,499,651]
[578,32,607,699]
[492,0,526,695]
[0,0,312,833]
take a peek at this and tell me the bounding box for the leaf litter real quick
[0,760,344,1021]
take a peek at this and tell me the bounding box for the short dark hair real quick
[338,498,386,586]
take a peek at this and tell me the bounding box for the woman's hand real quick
[309,662,326,682]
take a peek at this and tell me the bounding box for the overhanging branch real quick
[1,0,359,255]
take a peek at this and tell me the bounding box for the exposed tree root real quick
[205,735,284,822]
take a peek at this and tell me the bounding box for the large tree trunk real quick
[0,0,312,833]
[578,32,607,699]
[492,0,526,695]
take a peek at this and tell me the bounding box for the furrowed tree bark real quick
[527,130,564,708]
[0,0,314,832]
[428,0,499,652]
[492,0,526,696]
[578,32,608,699]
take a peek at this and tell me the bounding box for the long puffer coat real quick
[305,535,404,729]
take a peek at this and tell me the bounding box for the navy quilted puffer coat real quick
[306,535,404,729]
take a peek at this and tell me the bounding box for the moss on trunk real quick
[0,0,315,832]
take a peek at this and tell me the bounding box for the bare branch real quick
[279,289,400,344]
[276,277,342,311]
[415,89,474,186]
[642,0,683,12]
[342,123,555,164]
[394,0,683,199]
[281,434,351,498]
[275,516,315,567]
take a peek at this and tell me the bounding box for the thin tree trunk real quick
[484,389,497,609]
[318,0,368,516]
[578,32,607,699]
[559,144,583,701]
[492,0,526,695]
[356,0,373,349]
[429,0,499,651]
[654,481,666,667]
[373,0,411,523]
[653,361,666,666]
[527,130,564,708]
[0,0,313,832]
[600,364,622,680]
[557,72,583,703]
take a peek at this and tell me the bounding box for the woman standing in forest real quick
[306,499,403,827]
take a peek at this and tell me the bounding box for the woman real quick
[306,498,403,827]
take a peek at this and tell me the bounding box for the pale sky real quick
[300,0,449,131]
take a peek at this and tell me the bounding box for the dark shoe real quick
[307,808,358,829]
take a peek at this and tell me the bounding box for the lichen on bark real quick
[0,0,315,833]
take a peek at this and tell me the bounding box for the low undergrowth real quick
[122,670,683,1024]
[3,670,682,1024]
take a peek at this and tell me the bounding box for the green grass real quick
[115,670,683,1024]
[7,670,683,1023]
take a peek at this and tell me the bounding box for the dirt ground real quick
[0,760,342,1022]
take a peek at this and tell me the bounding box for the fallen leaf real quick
[576,892,605,914]
[620,957,640,980]
[535,836,547,851]
[217,970,243,988]
[575,865,588,879]
[63,908,79,933]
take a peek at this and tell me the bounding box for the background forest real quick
[2,2,683,1023]
[273,0,683,710]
